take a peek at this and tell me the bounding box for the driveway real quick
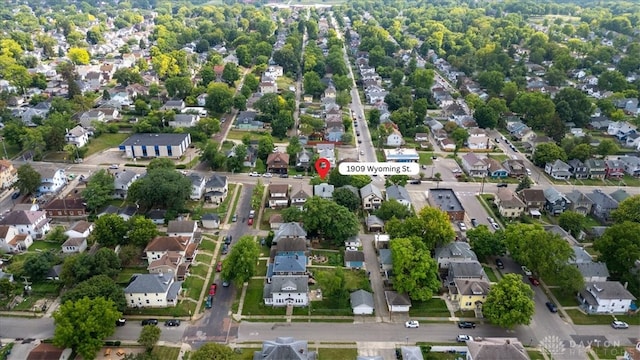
[361,234,389,322]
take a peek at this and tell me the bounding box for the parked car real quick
[358,140,362,144]
[141,319,158,326]
[222,244,228,255]
[458,222,467,231]
[279,174,289,178]
[248,218,254,225]
[456,335,471,342]
[611,320,629,329]
[346,246,358,251]
[405,320,420,328]
[356,132,361,136]
[487,217,495,223]
[262,173,273,178]
[249,210,255,219]
[521,266,533,276]
[222,279,230,287]
[546,302,558,313]
[470,218,478,227]
[458,321,476,329]
[216,262,222,272]
[409,179,421,184]
[115,318,126,327]
[209,284,217,296]
[497,183,508,188]
[109,164,119,169]
[249,172,260,177]
[495,258,504,269]
[224,235,232,245]
[164,319,181,327]
[11,192,20,199]
[231,214,237,222]
[491,223,500,230]
[360,151,365,155]
[529,277,540,286]
[293,175,303,179]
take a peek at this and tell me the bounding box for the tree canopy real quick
[221,236,259,286]
[128,168,192,211]
[483,273,535,329]
[390,237,440,301]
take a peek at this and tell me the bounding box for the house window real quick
[167,147,172,156]
[142,146,148,157]
[146,299,150,304]
[131,300,134,303]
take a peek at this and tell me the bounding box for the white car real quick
[526,168,532,175]
[611,320,629,329]
[405,320,420,328]
[109,164,119,169]
[491,223,500,230]
[346,246,358,251]
[458,222,467,231]
[249,172,260,177]
[456,335,471,342]
[521,266,533,276]
[262,173,273,178]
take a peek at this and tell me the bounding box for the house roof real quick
[313,183,334,196]
[454,278,491,295]
[565,190,593,206]
[118,205,137,217]
[400,346,424,360]
[584,281,637,300]
[366,215,384,227]
[263,276,309,298]
[45,198,86,211]
[124,272,174,293]
[266,152,290,166]
[345,251,365,262]
[273,254,307,273]
[547,159,571,170]
[274,222,307,242]
[0,210,46,226]
[205,174,227,189]
[543,187,567,203]
[253,337,316,360]
[435,242,478,261]
[379,249,392,265]
[466,338,529,360]
[518,189,545,203]
[147,209,166,219]
[585,190,618,209]
[167,220,196,234]
[350,289,374,308]
[26,343,66,360]
[269,184,289,195]
[290,185,311,200]
[386,185,410,202]
[100,205,119,215]
[69,220,92,233]
[36,165,62,179]
[202,213,219,221]
[384,291,412,306]
[496,188,525,208]
[120,133,190,147]
[429,188,464,212]
[145,236,189,252]
[570,246,593,264]
[113,170,141,189]
[575,262,610,279]
[449,261,485,278]
[62,237,86,247]
[609,189,629,203]
[148,252,181,270]
[462,152,486,166]
[360,183,383,199]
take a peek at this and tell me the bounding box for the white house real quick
[268,184,289,208]
[124,273,183,308]
[168,114,199,128]
[385,185,411,208]
[166,220,198,239]
[113,170,142,199]
[434,242,478,269]
[119,133,192,159]
[201,213,220,230]
[188,173,206,200]
[265,65,284,78]
[65,125,90,148]
[263,275,309,307]
[578,281,637,314]
[360,184,383,210]
[350,290,374,315]
[0,225,33,253]
[64,220,94,239]
[0,210,50,238]
[36,167,66,194]
[386,129,404,147]
[314,183,334,199]
[204,175,228,204]
[62,237,88,254]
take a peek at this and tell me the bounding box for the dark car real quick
[471,218,479,227]
[115,318,126,327]
[497,183,508,188]
[458,321,476,329]
[224,235,232,245]
[165,319,181,327]
[546,302,558,313]
[495,258,504,269]
[141,319,158,326]
[529,277,540,286]
[222,244,229,254]
[279,174,289,178]
[409,179,421,184]
[11,192,20,199]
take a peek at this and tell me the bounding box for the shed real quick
[350,289,374,315]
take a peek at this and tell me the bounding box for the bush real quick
[114,341,121,346]
[105,341,114,346]
[176,164,186,169]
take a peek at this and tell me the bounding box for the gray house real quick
[385,185,411,208]
[586,190,619,223]
[568,159,589,179]
[565,190,594,215]
[543,187,570,215]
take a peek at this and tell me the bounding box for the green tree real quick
[332,187,361,211]
[467,226,505,261]
[233,95,247,111]
[164,76,193,99]
[558,211,585,238]
[332,74,352,92]
[16,164,41,195]
[189,343,236,360]
[257,135,275,162]
[390,237,440,301]
[205,83,235,113]
[301,197,359,245]
[477,70,505,96]
[510,92,556,129]
[555,264,585,295]
[375,199,412,221]
[147,158,176,170]
[568,143,592,162]
[483,273,535,329]
[128,168,192,211]
[23,251,58,281]
[611,195,640,224]
[553,87,593,127]
[532,143,567,167]
[451,127,469,151]
[61,275,127,312]
[327,168,350,187]
[221,236,259,286]
[53,297,121,360]
[221,62,240,86]
[67,48,90,65]
[515,176,532,192]
[417,207,456,250]
[46,226,68,244]
[473,105,499,129]
[596,139,618,157]
[127,216,159,247]
[303,71,326,97]
[286,137,302,165]
[138,325,161,353]
[83,169,115,213]
[93,214,129,247]
[594,221,640,280]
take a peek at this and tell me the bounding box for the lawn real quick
[125,300,196,317]
[189,264,209,279]
[116,267,147,285]
[85,133,129,156]
[418,152,435,165]
[152,346,181,360]
[255,260,267,277]
[226,130,268,141]
[260,208,279,231]
[317,348,358,359]
[1,141,21,159]
[409,298,450,317]
[592,346,627,359]
[242,279,286,316]
[482,266,498,282]
[29,241,61,252]
[421,353,461,360]
[30,282,63,296]
[549,288,579,307]
[565,309,640,325]
[199,238,217,252]
[488,154,510,162]
[182,276,205,300]
[309,297,353,316]
[311,268,371,293]
[527,350,545,360]
[214,183,237,218]
[276,76,295,90]
[310,250,343,267]
[195,253,213,265]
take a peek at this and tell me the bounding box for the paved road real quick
[182,185,254,348]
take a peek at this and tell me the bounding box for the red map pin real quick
[315,158,331,180]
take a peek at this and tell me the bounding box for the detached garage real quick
[350,290,374,315]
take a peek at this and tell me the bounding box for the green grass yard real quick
[592,346,627,359]
[29,241,60,252]
[242,279,286,316]
[409,298,450,317]
[189,264,209,279]
[483,266,499,282]
[317,348,358,359]
[549,288,579,307]
[226,130,268,141]
[198,238,217,252]
[152,346,181,360]
[195,253,213,264]
[182,276,205,300]
[565,309,640,325]
[85,133,129,156]
[418,152,435,165]
[255,260,267,277]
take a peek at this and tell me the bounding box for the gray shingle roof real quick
[167,220,196,233]
[400,346,424,360]
[360,183,382,199]
[263,276,309,299]
[543,187,566,203]
[575,262,609,279]
[379,249,392,265]
[435,242,478,261]
[124,273,177,294]
[272,254,307,273]
[467,338,529,360]
[253,337,317,360]
[386,185,410,202]
[350,290,374,308]
[584,281,636,300]
[273,223,307,243]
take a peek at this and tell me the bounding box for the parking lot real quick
[421,158,463,181]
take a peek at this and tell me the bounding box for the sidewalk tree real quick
[83,169,115,213]
[205,83,234,114]
[61,275,127,312]
[390,237,440,301]
[16,163,41,195]
[594,221,640,281]
[221,236,259,286]
[189,343,235,360]
[53,297,121,360]
[515,176,532,192]
[483,273,535,329]
[222,62,240,86]
[375,199,412,221]
[611,195,640,224]
[467,225,505,261]
[138,325,161,353]
[555,264,585,295]
[93,214,129,247]
[303,71,326,97]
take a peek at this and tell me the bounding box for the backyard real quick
[241,279,286,316]
[409,298,450,317]
[85,133,129,157]
[309,250,343,267]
